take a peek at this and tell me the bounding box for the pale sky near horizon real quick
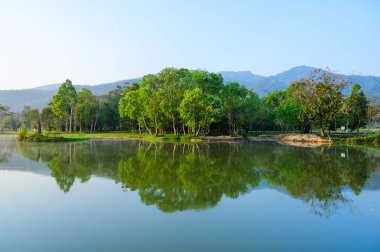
[0,0,379,89]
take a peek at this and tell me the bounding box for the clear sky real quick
[0,0,379,89]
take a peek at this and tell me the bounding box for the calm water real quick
[0,135,379,252]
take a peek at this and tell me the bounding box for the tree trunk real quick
[320,127,325,137]
[37,119,42,134]
[142,118,152,135]
[196,125,201,136]
[172,118,176,135]
[154,116,158,135]
[69,106,74,133]
[94,113,99,132]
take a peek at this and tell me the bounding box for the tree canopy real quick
[0,67,374,135]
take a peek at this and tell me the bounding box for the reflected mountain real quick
[3,136,380,215]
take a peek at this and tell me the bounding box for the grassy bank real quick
[20,132,89,142]
[18,131,202,143]
[13,129,380,146]
[328,132,380,145]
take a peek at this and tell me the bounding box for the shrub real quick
[18,125,28,141]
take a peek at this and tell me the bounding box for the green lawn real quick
[19,131,201,143]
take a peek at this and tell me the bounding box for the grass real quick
[12,129,380,146]
[17,131,201,143]
[21,133,84,142]
[344,134,380,145]
[328,132,380,145]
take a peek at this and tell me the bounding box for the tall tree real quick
[28,109,42,134]
[75,88,97,131]
[119,90,150,134]
[367,103,379,128]
[222,82,259,135]
[344,83,368,133]
[41,107,58,131]
[0,105,17,132]
[157,68,183,134]
[179,88,221,136]
[139,75,162,135]
[51,80,77,132]
[295,69,347,137]
[20,106,32,128]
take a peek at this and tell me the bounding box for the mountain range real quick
[1,66,380,111]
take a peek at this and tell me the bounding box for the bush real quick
[18,125,28,141]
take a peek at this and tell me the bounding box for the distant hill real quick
[1,66,380,111]
[0,78,140,111]
[221,66,380,96]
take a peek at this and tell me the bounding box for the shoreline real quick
[4,131,379,147]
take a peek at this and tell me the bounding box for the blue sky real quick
[0,0,379,89]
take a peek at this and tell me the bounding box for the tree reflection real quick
[258,145,373,216]
[118,143,260,212]
[17,139,379,215]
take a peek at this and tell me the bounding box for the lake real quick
[0,135,379,252]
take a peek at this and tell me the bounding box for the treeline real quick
[0,82,123,133]
[0,67,379,136]
[119,67,374,137]
[119,68,259,136]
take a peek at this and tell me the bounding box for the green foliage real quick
[345,132,380,144]
[51,80,77,132]
[291,69,347,136]
[17,140,375,215]
[17,124,28,141]
[119,68,258,136]
[0,104,19,132]
[222,82,259,135]
[179,88,221,135]
[344,83,368,132]
[97,86,124,131]
[27,109,42,134]
[3,67,372,137]
[41,107,59,131]
[75,88,97,131]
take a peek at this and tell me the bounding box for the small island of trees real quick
[0,67,376,141]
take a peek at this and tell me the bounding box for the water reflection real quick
[5,137,380,215]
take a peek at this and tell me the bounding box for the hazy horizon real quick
[0,0,379,89]
[2,64,380,91]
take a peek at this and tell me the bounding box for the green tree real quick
[296,69,347,137]
[51,80,77,132]
[179,88,221,136]
[367,103,379,127]
[222,82,259,135]
[97,86,125,131]
[262,91,287,131]
[20,106,32,128]
[28,109,42,134]
[139,75,162,135]
[344,83,368,133]
[119,90,149,133]
[157,68,183,134]
[75,88,97,131]
[190,70,224,95]
[0,105,15,132]
[41,107,59,131]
